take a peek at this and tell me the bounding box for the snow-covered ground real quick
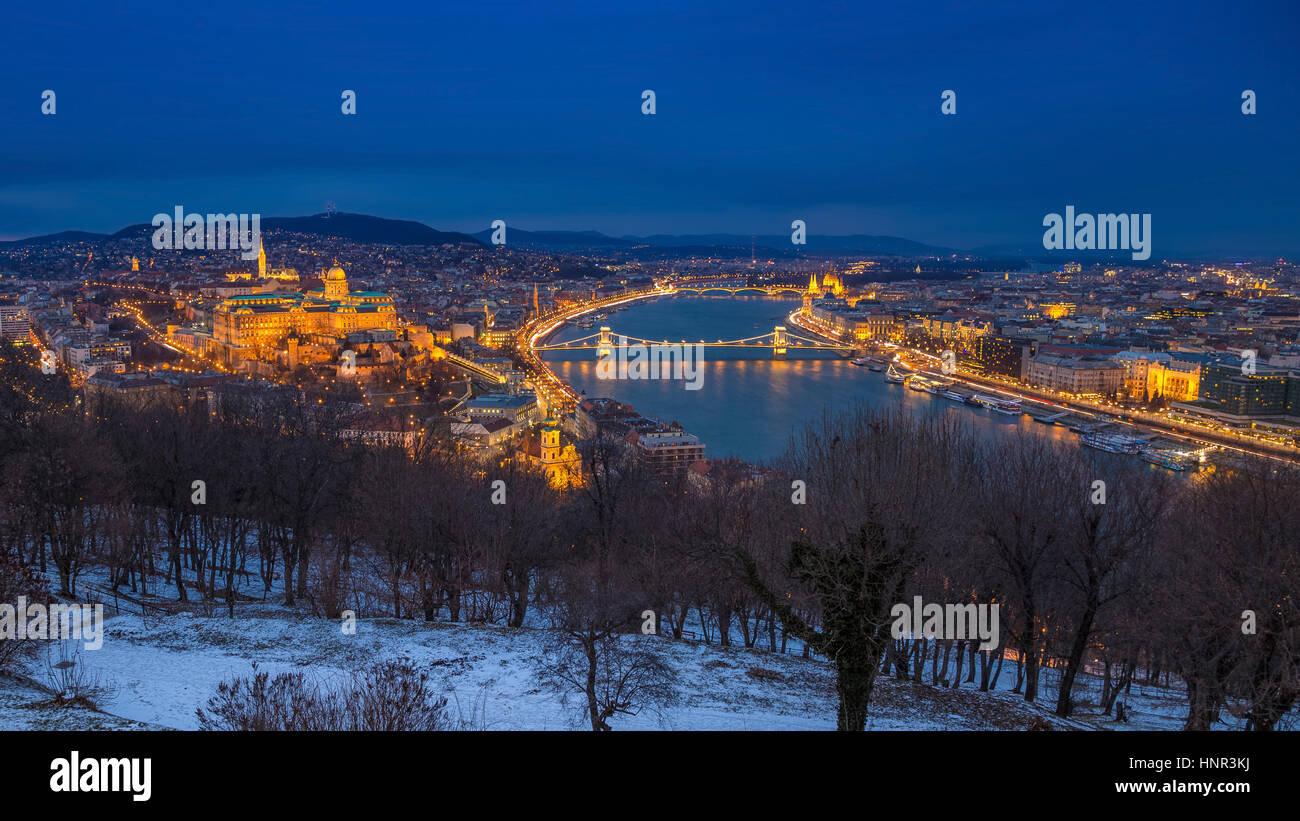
[4,564,1281,731]
[2,604,1219,732]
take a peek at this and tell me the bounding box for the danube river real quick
[540,295,1082,464]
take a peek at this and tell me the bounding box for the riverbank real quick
[786,308,1299,467]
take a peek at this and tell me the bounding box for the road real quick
[787,308,1300,467]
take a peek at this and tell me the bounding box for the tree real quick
[17,415,121,597]
[539,561,676,731]
[737,408,973,730]
[1052,454,1167,717]
[1153,463,1300,730]
[975,433,1072,703]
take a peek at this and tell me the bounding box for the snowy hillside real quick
[2,605,1205,731]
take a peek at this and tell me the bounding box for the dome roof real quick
[326,265,346,280]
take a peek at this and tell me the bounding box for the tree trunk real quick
[950,640,966,689]
[1055,598,1099,717]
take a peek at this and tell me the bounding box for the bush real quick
[41,643,115,709]
[196,660,449,731]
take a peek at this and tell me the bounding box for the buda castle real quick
[212,263,397,353]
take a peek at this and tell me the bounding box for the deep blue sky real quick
[2,0,1298,256]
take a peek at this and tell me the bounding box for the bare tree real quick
[737,408,974,730]
[974,433,1073,703]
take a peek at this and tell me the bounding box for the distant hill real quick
[465,228,957,256]
[630,233,957,257]
[0,230,109,248]
[104,212,483,247]
[470,228,637,250]
[261,213,482,246]
[968,242,1161,264]
[3,216,954,257]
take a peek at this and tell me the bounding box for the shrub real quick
[197,660,449,731]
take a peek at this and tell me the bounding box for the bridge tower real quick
[772,325,787,359]
[597,326,614,360]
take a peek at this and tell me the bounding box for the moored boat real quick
[1081,432,1144,454]
[1141,450,1189,471]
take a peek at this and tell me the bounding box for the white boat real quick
[885,364,906,383]
[1081,432,1144,454]
[851,357,871,366]
[942,391,965,402]
[1141,450,1189,471]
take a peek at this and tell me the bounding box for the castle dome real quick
[326,265,346,281]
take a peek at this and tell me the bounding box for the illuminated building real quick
[806,271,845,299]
[0,305,31,340]
[450,418,515,447]
[1042,302,1074,320]
[212,264,396,353]
[481,328,514,348]
[963,335,1032,381]
[224,237,297,282]
[536,415,582,488]
[922,313,994,342]
[820,270,844,297]
[1200,358,1298,418]
[806,273,821,298]
[1027,353,1124,395]
[464,393,539,425]
[809,303,895,341]
[1115,352,1200,402]
[632,429,705,475]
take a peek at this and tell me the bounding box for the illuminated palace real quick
[212,265,396,353]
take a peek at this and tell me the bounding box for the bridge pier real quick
[772,325,787,358]
[596,326,614,360]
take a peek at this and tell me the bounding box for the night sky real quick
[2,0,1298,256]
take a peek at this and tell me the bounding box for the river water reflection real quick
[540,295,1086,464]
